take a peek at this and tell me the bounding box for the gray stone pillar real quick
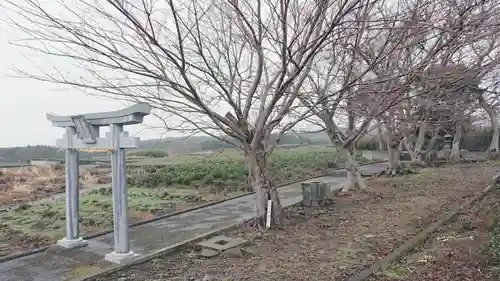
[57,126,88,249]
[104,124,138,264]
[47,102,150,263]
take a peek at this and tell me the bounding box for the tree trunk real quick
[323,116,366,192]
[340,146,367,192]
[484,106,499,154]
[376,118,386,151]
[388,142,402,175]
[403,136,414,153]
[385,121,402,175]
[478,94,499,153]
[425,127,440,163]
[247,146,284,229]
[450,122,462,161]
[410,123,427,165]
[490,122,500,153]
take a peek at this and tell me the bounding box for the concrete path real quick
[0,163,390,281]
[462,151,489,161]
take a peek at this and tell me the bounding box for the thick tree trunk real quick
[323,116,366,192]
[450,122,462,161]
[247,147,284,229]
[385,120,403,175]
[340,146,367,192]
[377,118,385,151]
[490,122,500,153]
[485,107,499,154]
[403,136,414,153]
[478,94,499,153]
[387,142,402,175]
[409,123,427,165]
[425,127,440,163]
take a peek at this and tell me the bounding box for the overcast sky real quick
[0,1,327,148]
[0,8,164,148]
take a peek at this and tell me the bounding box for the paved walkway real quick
[0,162,389,281]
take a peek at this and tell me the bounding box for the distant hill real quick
[0,145,96,163]
[140,132,330,153]
[0,132,331,163]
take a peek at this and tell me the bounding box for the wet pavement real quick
[0,162,389,281]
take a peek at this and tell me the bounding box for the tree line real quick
[4,0,500,228]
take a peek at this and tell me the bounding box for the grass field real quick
[0,144,379,255]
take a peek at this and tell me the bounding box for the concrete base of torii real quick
[57,237,88,249]
[104,251,140,265]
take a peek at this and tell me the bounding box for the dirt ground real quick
[370,177,500,281]
[95,161,500,281]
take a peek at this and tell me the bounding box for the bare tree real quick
[417,64,481,160]
[480,69,500,155]
[379,0,500,167]
[4,0,367,228]
[296,0,421,188]
[406,0,500,161]
[467,35,500,156]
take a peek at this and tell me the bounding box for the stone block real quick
[197,236,248,252]
[223,247,243,258]
[197,248,220,258]
[399,151,411,161]
[301,182,329,206]
[437,149,451,159]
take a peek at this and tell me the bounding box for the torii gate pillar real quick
[47,103,151,264]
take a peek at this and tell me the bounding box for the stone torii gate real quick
[46,103,151,264]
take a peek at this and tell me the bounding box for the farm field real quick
[0,145,339,207]
[0,145,376,257]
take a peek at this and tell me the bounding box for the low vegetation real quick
[0,186,247,241]
[128,147,369,191]
[0,145,374,256]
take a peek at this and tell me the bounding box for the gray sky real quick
[0,1,325,148]
[0,8,162,148]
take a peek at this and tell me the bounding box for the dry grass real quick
[0,166,109,207]
[0,166,65,204]
[371,183,500,281]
